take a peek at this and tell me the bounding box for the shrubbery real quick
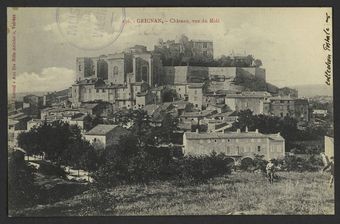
[8,151,38,212]
[280,155,323,172]
[92,135,233,187]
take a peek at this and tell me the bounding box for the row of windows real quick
[198,138,265,143]
[270,147,282,153]
[196,145,262,154]
[79,64,120,75]
[83,88,133,96]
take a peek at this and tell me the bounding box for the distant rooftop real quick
[188,83,204,88]
[86,124,118,136]
[181,110,216,118]
[191,39,213,43]
[226,91,271,98]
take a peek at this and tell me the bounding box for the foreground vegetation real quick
[12,171,334,216]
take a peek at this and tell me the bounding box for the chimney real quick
[245,126,248,133]
[237,129,241,133]
[255,129,259,133]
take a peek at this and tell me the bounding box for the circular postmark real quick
[56,8,126,50]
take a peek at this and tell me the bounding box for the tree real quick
[217,55,232,67]
[154,113,179,144]
[17,121,93,168]
[162,88,177,102]
[8,151,37,211]
[254,59,263,67]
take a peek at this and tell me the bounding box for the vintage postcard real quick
[7,7,334,216]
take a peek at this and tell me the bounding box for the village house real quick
[8,113,31,147]
[84,124,130,149]
[79,101,113,117]
[225,91,272,115]
[40,107,81,120]
[183,129,285,160]
[187,83,204,110]
[180,110,217,127]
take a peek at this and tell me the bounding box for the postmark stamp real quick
[56,8,126,50]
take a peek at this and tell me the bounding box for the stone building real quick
[187,83,204,109]
[154,37,213,62]
[72,45,163,108]
[183,129,285,160]
[203,92,226,108]
[84,124,130,149]
[22,94,44,117]
[135,91,156,109]
[268,96,296,118]
[225,91,272,115]
[190,39,214,59]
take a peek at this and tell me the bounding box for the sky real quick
[7,7,333,93]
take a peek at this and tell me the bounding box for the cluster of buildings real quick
[9,36,328,162]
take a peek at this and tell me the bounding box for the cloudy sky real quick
[7,7,332,93]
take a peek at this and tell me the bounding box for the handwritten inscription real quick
[323,12,332,86]
[10,13,17,104]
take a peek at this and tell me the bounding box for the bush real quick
[177,152,232,183]
[8,151,38,212]
[92,140,232,186]
[280,155,323,172]
[38,161,67,178]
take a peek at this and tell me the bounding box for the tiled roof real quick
[136,92,148,96]
[225,91,271,98]
[185,131,284,140]
[188,83,204,88]
[80,103,99,109]
[208,104,227,108]
[181,110,216,118]
[8,113,28,120]
[269,96,294,101]
[210,111,236,118]
[71,113,87,121]
[86,124,118,135]
[143,104,159,116]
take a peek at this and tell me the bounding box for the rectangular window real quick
[96,89,99,93]
[226,146,230,154]
[203,42,207,48]
[257,146,261,152]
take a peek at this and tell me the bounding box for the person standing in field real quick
[266,159,276,184]
[323,156,334,188]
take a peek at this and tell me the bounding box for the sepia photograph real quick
[6,7,334,216]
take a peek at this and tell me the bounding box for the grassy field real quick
[17,171,334,216]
